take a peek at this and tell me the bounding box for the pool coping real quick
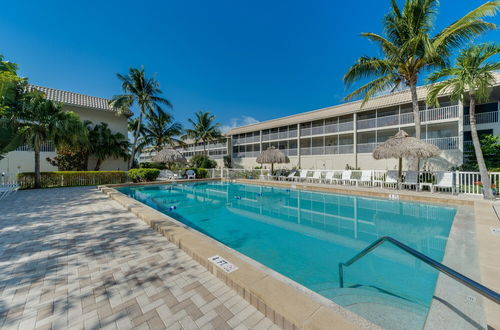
[98,181,376,330]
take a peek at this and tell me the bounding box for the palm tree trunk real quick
[34,142,41,189]
[203,141,207,155]
[129,107,143,169]
[94,158,102,171]
[469,95,494,200]
[409,80,422,171]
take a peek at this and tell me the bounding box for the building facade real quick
[0,85,131,174]
[227,79,500,171]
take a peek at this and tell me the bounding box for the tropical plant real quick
[427,43,500,200]
[223,155,232,168]
[128,168,161,182]
[110,67,172,169]
[142,108,183,151]
[6,91,87,188]
[84,121,129,171]
[462,134,500,171]
[46,145,88,171]
[189,154,217,169]
[343,0,499,143]
[0,118,22,160]
[184,111,222,154]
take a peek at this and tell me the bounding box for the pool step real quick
[314,286,428,330]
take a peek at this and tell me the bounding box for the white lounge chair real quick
[333,170,353,185]
[400,171,419,190]
[374,170,399,188]
[186,170,196,180]
[307,170,322,183]
[159,170,179,180]
[432,171,455,194]
[294,170,309,182]
[280,171,297,181]
[352,170,372,187]
[323,171,334,184]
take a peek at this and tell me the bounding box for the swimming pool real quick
[118,182,457,329]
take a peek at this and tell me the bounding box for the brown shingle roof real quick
[29,85,133,117]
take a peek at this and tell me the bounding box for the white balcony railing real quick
[425,136,459,150]
[464,111,499,125]
[356,105,460,131]
[15,141,55,152]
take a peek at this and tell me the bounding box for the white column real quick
[297,123,301,168]
[458,100,464,165]
[353,113,358,168]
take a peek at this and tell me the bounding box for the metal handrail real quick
[338,236,500,304]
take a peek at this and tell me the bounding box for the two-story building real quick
[0,85,131,173]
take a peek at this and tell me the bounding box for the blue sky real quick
[2,0,498,131]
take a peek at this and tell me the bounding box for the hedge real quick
[139,162,167,170]
[128,168,161,182]
[17,171,128,189]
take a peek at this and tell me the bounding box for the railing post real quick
[339,264,344,288]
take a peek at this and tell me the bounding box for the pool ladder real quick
[338,236,500,304]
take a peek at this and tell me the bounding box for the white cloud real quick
[221,115,260,133]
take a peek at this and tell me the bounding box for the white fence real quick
[210,169,500,196]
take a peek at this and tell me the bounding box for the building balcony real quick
[356,136,460,154]
[463,111,498,125]
[357,105,460,131]
[300,144,354,156]
[15,141,55,152]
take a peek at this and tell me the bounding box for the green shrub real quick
[128,168,161,182]
[182,168,209,179]
[17,171,128,189]
[189,154,217,169]
[140,162,167,170]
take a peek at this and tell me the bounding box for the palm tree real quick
[142,108,184,152]
[184,111,222,154]
[344,0,499,142]
[9,91,86,188]
[427,43,499,200]
[110,67,172,169]
[85,122,129,171]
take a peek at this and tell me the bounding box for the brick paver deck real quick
[0,187,276,330]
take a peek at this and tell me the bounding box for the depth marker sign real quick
[208,255,239,273]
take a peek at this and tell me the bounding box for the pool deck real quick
[0,187,277,330]
[2,180,498,329]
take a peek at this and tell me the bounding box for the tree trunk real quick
[129,107,144,169]
[469,95,494,200]
[34,142,41,189]
[203,141,207,155]
[409,80,422,171]
[94,158,102,171]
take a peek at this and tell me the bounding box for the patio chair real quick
[159,170,178,180]
[374,170,399,188]
[307,170,322,183]
[432,171,455,194]
[186,170,196,180]
[280,171,297,181]
[333,170,353,185]
[294,170,309,182]
[323,171,335,184]
[351,170,372,187]
[400,171,419,191]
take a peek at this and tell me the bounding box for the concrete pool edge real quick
[98,183,377,330]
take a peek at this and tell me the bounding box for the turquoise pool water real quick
[118,182,457,329]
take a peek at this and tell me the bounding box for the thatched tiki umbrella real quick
[373,130,440,183]
[256,146,290,174]
[152,148,187,168]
